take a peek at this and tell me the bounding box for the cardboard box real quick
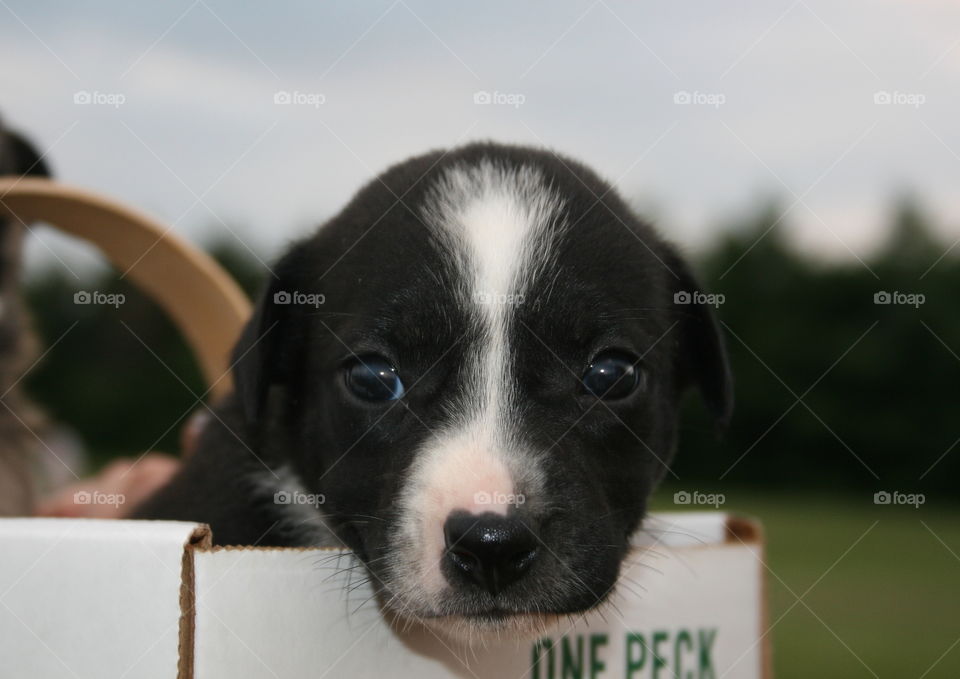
[0,512,768,678]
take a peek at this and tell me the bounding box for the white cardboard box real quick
[0,513,769,678]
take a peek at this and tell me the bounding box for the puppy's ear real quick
[666,250,733,430]
[231,250,301,427]
[2,130,51,177]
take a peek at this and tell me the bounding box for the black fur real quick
[134,142,731,621]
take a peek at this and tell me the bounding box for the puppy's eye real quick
[345,355,405,401]
[581,351,641,400]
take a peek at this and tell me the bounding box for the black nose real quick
[443,512,538,596]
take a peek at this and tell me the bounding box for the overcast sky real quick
[2,0,959,272]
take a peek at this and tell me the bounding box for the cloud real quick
[2,0,959,272]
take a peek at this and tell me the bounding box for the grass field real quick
[649,488,960,679]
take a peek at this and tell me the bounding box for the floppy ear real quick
[231,251,303,428]
[1,128,51,177]
[666,251,734,430]
[232,279,285,426]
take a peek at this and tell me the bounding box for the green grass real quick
[649,488,960,679]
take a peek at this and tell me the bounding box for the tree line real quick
[23,200,959,495]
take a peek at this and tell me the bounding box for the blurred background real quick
[2,1,959,676]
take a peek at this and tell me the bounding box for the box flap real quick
[0,518,207,679]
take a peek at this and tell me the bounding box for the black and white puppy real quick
[0,122,51,516]
[135,142,732,639]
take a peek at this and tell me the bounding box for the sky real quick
[2,0,959,272]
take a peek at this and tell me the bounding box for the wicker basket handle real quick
[0,177,252,401]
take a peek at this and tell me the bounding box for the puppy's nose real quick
[443,512,538,595]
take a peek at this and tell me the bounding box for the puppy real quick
[135,142,731,639]
[0,122,51,516]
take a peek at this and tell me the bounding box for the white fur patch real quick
[390,160,563,603]
[399,426,517,593]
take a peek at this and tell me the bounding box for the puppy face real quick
[235,143,731,639]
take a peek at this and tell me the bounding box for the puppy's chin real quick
[416,611,563,645]
[424,613,560,645]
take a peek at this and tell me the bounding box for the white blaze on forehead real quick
[420,159,564,458]
[428,161,564,308]
[390,160,562,598]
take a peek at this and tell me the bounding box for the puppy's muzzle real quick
[443,511,539,596]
